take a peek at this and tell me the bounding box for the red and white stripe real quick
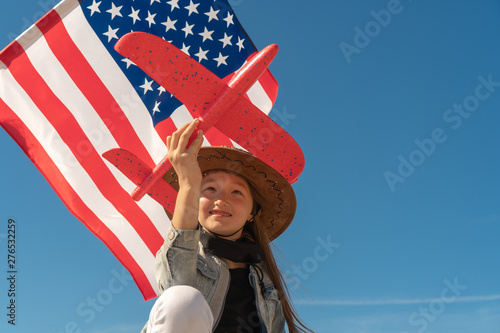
[0,0,277,300]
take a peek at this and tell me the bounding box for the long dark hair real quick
[243,182,313,333]
[203,169,312,332]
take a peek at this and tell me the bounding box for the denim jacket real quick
[142,226,285,333]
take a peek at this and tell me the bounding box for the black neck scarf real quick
[200,229,264,264]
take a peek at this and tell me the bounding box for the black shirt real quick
[215,267,263,333]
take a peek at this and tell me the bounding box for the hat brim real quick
[163,146,296,241]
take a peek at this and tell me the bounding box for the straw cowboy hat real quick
[163,146,297,241]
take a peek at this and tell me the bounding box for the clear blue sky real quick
[1,1,500,332]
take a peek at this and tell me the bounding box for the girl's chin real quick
[201,224,243,238]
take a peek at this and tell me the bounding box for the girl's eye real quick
[232,190,243,195]
[204,186,216,192]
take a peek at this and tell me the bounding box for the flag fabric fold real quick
[0,0,278,300]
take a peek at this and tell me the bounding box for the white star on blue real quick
[82,0,255,126]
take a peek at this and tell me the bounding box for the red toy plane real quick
[103,32,304,215]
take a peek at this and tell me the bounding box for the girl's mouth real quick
[210,210,232,217]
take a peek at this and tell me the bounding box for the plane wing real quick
[114,32,304,184]
[102,148,177,214]
[114,32,222,118]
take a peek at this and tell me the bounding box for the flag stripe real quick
[57,4,174,239]
[36,9,156,167]
[0,97,157,299]
[247,79,275,114]
[24,31,121,160]
[20,27,169,241]
[203,126,234,146]
[59,3,167,163]
[154,117,177,147]
[0,41,163,254]
[168,105,233,147]
[223,55,276,115]
[0,67,158,298]
[0,0,281,300]
[256,70,279,109]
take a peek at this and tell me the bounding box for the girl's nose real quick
[214,196,228,207]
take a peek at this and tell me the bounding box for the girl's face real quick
[199,171,254,240]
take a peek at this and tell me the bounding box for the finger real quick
[186,129,204,155]
[166,135,172,150]
[178,119,200,151]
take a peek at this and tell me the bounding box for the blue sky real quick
[1,0,500,332]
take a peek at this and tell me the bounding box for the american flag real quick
[0,0,278,300]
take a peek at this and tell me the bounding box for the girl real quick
[143,119,311,333]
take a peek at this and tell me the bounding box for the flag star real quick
[87,0,101,16]
[122,58,136,69]
[158,86,167,96]
[106,3,123,20]
[199,27,214,42]
[219,33,232,48]
[184,0,200,16]
[205,7,219,22]
[181,43,191,56]
[129,7,141,24]
[223,12,234,27]
[167,0,180,11]
[236,36,245,51]
[195,47,209,62]
[214,52,228,67]
[140,79,154,94]
[146,11,157,28]
[181,22,195,38]
[161,17,177,32]
[150,0,161,5]
[152,101,161,115]
[103,25,119,42]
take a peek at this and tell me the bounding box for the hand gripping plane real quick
[103,32,304,215]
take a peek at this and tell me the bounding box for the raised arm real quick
[166,119,204,230]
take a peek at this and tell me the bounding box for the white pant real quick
[147,285,214,333]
